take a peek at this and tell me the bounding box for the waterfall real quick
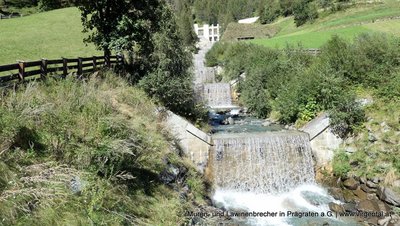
[209,132,315,194]
[203,83,232,107]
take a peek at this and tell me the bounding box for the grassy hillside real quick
[0,7,99,65]
[0,72,208,225]
[248,0,400,48]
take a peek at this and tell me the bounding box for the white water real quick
[213,184,341,226]
[203,83,233,108]
[210,132,315,194]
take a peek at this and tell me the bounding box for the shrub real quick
[332,150,351,178]
[329,94,365,138]
[293,0,318,27]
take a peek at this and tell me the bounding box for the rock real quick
[159,164,181,185]
[356,200,380,212]
[343,177,359,190]
[329,202,345,213]
[372,177,382,183]
[393,180,400,188]
[360,177,367,184]
[377,187,400,207]
[328,188,344,201]
[262,121,271,127]
[343,189,356,203]
[353,187,368,200]
[368,132,378,142]
[367,180,378,188]
[378,217,391,226]
[227,117,234,125]
[361,184,376,193]
[345,146,357,153]
[70,176,84,195]
[343,203,356,212]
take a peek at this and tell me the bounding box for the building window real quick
[214,28,218,34]
[198,29,204,36]
[214,36,217,41]
[209,29,212,34]
[209,37,212,41]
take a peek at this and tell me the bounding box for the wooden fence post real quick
[93,56,97,71]
[41,58,48,79]
[77,57,83,76]
[62,58,68,78]
[105,55,110,67]
[18,61,25,81]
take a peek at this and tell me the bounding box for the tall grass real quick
[0,71,207,225]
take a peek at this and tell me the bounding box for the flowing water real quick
[209,132,315,194]
[193,41,358,226]
[203,83,233,108]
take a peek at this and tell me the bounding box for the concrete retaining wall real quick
[301,113,343,166]
[163,110,212,173]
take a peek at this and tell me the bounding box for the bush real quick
[293,0,318,27]
[332,150,351,178]
[329,94,365,138]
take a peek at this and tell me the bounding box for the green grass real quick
[250,26,371,48]
[0,72,207,225]
[0,7,100,65]
[249,1,400,48]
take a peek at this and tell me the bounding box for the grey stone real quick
[367,180,378,188]
[369,132,378,142]
[378,216,391,226]
[356,200,380,212]
[343,177,359,190]
[377,187,400,207]
[393,180,400,188]
[329,202,344,213]
[345,146,357,153]
[70,176,84,195]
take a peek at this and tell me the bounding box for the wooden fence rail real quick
[0,55,124,83]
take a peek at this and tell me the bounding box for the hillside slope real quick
[0,7,99,65]
[0,72,209,225]
[242,1,400,48]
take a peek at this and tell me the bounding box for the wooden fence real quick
[0,55,124,83]
[0,14,23,19]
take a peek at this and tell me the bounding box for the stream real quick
[193,41,360,226]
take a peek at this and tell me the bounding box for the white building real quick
[193,24,220,42]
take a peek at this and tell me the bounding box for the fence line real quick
[0,55,124,83]
[0,14,23,20]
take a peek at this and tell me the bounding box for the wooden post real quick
[105,55,110,67]
[41,58,48,79]
[77,57,83,76]
[93,56,97,71]
[62,58,68,78]
[18,61,25,81]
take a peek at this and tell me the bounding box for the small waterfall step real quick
[203,83,239,109]
[209,131,315,194]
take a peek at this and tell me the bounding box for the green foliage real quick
[332,150,351,178]
[259,0,281,24]
[293,0,319,27]
[0,72,207,225]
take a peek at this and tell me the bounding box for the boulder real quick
[367,180,378,188]
[328,188,344,201]
[356,200,380,212]
[329,202,344,213]
[378,216,391,226]
[343,177,359,190]
[393,180,400,188]
[353,187,368,200]
[377,187,400,207]
[361,184,376,193]
[368,132,378,142]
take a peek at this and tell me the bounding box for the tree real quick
[293,0,318,27]
[76,1,162,63]
[259,0,281,24]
